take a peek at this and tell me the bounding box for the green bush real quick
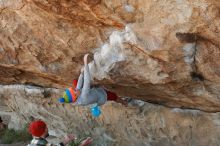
[0,125,32,144]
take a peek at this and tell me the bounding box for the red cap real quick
[29,120,47,137]
[73,79,78,88]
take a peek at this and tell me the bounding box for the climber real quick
[59,54,127,106]
[27,120,93,146]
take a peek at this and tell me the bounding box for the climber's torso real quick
[76,87,107,106]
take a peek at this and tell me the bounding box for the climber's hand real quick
[80,137,93,146]
[75,89,81,97]
[84,54,89,65]
[63,134,77,145]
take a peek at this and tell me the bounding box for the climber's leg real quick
[105,90,128,106]
[79,54,93,105]
[105,90,118,101]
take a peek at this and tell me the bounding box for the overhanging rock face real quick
[0,0,220,111]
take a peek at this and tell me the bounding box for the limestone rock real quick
[1,85,220,146]
[1,0,220,111]
[0,0,220,111]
